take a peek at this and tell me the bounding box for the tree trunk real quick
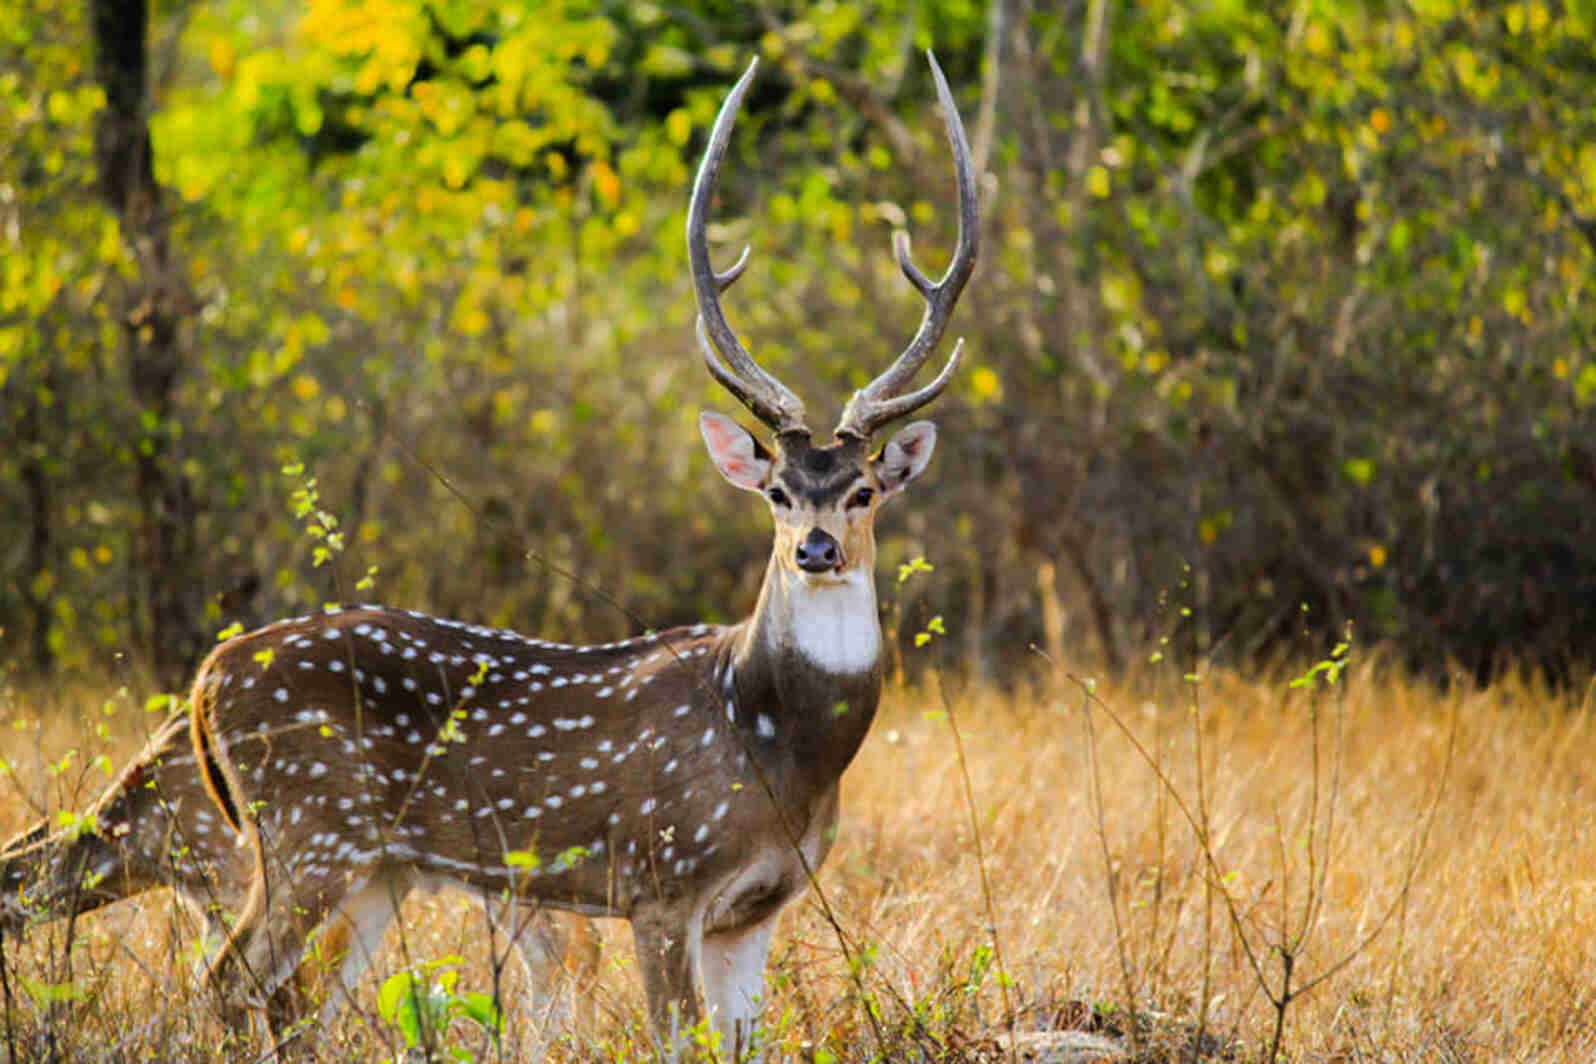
[1036,559,1066,679]
[20,383,54,674]
[90,0,200,686]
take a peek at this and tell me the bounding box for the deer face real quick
[688,50,972,597]
[700,412,937,584]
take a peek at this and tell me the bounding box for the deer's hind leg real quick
[204,839,392,1050]
[288,870,413,1030]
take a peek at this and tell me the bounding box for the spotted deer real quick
[0,51,977,1058]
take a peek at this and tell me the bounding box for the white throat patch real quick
[775,569,881,675]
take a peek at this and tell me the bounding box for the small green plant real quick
[19,976,84,1006]
[1289,637,1351,690]
[912,614,945,648]
[283,461,345,568]
[375,955,501,1063]
[896,555,934,584]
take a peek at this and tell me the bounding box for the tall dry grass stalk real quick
[1,659,1593,1060]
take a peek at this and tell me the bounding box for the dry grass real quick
[2,657,1595,1061]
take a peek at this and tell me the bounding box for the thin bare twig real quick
[933,669,1018,1062]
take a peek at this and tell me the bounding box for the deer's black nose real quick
[795,528,842,573]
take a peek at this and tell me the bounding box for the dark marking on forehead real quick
[775,434,867,506]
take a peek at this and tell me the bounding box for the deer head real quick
[688,53,978,598]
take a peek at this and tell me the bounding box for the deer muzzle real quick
[795,528,843,573]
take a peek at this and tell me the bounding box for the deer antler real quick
[834,51,979,441]
[688,57,810,436]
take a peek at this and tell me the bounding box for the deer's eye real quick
[767,486,791,508]
[847,486,875,509]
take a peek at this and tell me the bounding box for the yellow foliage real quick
[969,366,1003,403]
[592,160,621,209]
[828,208,852,244]
[1100,272,1139,312]
[665,109,691,148]
[452,303,490,338]
[206,35,235,79]
[301,0,425,94]
[442,154,472,190]
[1303,22,1332,56]
[1086,164,1111,199]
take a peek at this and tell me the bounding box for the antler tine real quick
[688,57,808,435]
[835,50,979,441]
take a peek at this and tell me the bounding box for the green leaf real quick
[54,810,97,838]
[1086,164,1111,198]
[1342,458,1376,486]
[456,990,502,1033]
[376,969,424,1048]
[641,43,695,78]
[21,977,84,1004]
[375,969,410,1027]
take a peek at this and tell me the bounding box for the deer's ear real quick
[700,411,771,492]
[874,420,937,498]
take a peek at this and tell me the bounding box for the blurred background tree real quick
[2,0,1593,687]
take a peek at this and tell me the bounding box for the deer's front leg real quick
[630,901,706,1052]
[701,914,777,1062]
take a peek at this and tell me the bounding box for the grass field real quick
[0,656,1592,1061]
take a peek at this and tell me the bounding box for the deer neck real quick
[750,555,881,676]
[727,554,884,796]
